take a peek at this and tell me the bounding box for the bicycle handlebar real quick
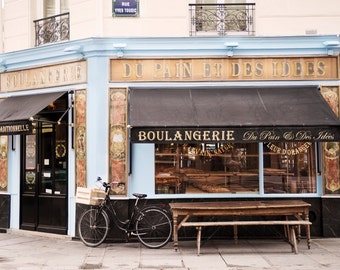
[96,177,122,193]
[96,177,147,201]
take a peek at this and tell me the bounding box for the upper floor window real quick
[44,0,69,17]
[34,0,69,46]
[189,0,255,36]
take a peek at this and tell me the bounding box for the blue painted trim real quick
[0,35,339,72]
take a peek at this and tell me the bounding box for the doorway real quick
[20,94,69,234]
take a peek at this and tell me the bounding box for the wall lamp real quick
[63,45,84,59]
[323,40,340,56]
[0,58,7,72]
[224,42,239,57]
[113,43,127,58]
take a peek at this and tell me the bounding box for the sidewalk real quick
[1,230,340,270]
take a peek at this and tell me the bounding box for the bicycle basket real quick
[76,187,106,205]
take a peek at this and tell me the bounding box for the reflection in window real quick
[155,143,259,194]
[263,142,316,194]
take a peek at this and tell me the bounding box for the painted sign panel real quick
[110,57,338,82]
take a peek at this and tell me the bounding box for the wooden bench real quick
[170,200,312,255]
[181,220,312,255]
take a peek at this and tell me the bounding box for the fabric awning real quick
[129,86,340,143]
[0,91,66,135]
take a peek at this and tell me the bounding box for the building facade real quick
[0,0,340,239]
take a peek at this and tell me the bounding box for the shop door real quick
[20,120,68,234]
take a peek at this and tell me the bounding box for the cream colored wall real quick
[70,0,190,39]
[1,0,36,52]
[1,0,340,53]
[256,0,340,36]
[70,0,104,38]
[0,3,3,53]
[105,0,190,37]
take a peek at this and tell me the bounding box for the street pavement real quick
[1,229,340,270]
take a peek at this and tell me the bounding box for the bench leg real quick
[173,216,178,251]
[233,225,238,244]
[297,225,301,242]
[306,224,311,249]
[196,226,202,255]
[284,216,288,239]
[284,224,288,239]
[289,226,298,254]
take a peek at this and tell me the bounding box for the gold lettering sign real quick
[265,142,312,156]
[137,130,236,142]
[0,61,87,92]
[131,128,339,143]
[0,123,31,135]
[110,57,338,82]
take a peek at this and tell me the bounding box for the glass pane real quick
[44,0,68,16]
[55,124,67,195]
[263,142,317,194]
[40,123,53,194]
[24,134,36,192]
[25,135,36,170]
[44,0,55,17]
[61,0,69,13]
[155,143,259,194]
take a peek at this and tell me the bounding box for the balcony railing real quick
[189,3,255,36]
[34,12,70,46]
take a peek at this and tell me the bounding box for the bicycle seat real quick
[133,193,147,199]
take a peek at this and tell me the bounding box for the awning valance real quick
[0,91,66,135]
[129,86,340,143]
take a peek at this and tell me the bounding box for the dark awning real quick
[0,91,66,135]
[129,86,340,143]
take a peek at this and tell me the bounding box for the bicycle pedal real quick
[131,232,147,236]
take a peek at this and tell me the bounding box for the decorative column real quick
[75,89,87,188]
[321,86,340,194]
[108,88,128,195]
[0,136,8,191]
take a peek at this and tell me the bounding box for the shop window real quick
[155,143,259,194]
[263,142,317,194]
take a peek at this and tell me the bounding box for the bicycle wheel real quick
[78,208,109,247]
[135,207,172,249]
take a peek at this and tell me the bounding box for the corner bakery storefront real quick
[111,56,340,237]
[0,61,87,234]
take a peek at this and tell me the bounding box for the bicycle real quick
[78,177,173,249]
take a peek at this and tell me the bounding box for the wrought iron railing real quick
[189,3,255,36]
[34,12,70,46]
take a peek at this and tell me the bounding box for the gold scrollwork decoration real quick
[55,143,67,158]
[25,171,36,185]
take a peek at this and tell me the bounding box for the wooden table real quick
[169,200,311,254]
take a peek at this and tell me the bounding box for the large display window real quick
[263,142,316,194]
[155,142,317,195]
[155,143,259,194]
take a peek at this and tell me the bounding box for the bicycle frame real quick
[97,186,144,235]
